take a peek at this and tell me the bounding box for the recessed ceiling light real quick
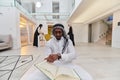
[36,1,42,8]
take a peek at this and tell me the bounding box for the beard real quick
[56,36,61,40]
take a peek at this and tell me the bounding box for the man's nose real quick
[56,33,60,36]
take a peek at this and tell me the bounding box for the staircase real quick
[96,20,112,45]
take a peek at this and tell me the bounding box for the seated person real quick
[20,23,93,80]
[45,23,75,64]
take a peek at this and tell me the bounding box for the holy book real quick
[35,61,80,80]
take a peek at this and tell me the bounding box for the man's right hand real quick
[44,54,59,63]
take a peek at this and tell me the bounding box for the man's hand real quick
[44,54,59,63]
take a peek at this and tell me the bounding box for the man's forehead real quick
[54,28,62,31]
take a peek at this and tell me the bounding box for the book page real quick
[35,61,58,80]
[55,75,80,80]
[55,66,80,80]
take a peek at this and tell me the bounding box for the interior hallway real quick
[0,43,120,80]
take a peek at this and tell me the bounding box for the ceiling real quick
[68,0,120,24]
[18,0,74,21]
[1,0,74,21]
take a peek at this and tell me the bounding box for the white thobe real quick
[20,37,93,80]
[45,37,76,64]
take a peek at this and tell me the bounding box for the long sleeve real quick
[45,37,76,63]
[45,41,52,56]
[60,39,76,62]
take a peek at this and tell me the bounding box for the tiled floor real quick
[0,43,120,80]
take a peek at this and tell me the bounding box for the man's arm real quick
[60,39,76,62]
[45,54,60,63]
[45,39,76,63]
[44,41,59,63]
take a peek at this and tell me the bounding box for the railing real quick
[31,12,70,21]
[0,0,34,21]
[14,1,33,19]
[0,0,14,7]
[0,0,74,21]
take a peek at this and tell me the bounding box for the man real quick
[21,24,93,80]
[67,24,75,46]
[44,24,92,80]
[45,23,76,64]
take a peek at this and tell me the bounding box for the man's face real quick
[53,28,63,40]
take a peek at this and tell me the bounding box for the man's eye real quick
[55,32,61,34]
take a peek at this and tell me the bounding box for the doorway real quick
[44,25,53,41]
[20,15,35,47]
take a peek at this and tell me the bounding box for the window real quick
[52,1,59,19]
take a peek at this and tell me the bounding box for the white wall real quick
[91,21,108,42]
[0,7,21,49]
[67,0,74,13]
[112,10,120,48]
[0,7,37,49]
[70,23,88,45]
[59,0,74,13]
[92,22,100,42]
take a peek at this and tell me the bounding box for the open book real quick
[35,61,80,80]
